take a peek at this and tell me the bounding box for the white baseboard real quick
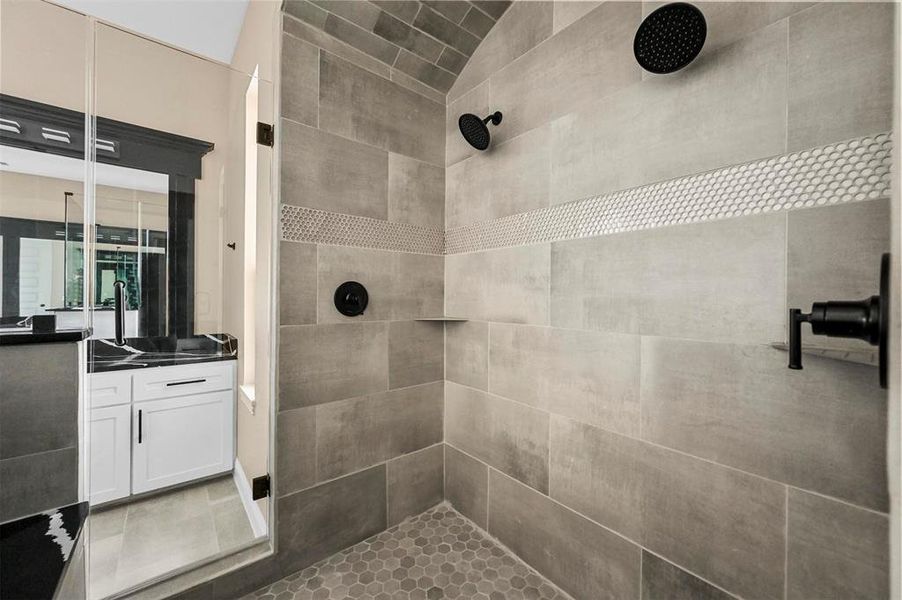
[233,458,268,539]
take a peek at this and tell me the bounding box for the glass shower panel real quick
[84,19,275,600]
[0,0,89,333]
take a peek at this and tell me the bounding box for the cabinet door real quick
[89,404,131,504]
[131,391,234,494]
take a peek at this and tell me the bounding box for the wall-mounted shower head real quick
[634,3,706,74]
[459,111,502,151]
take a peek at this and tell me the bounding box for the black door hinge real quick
[252,474,271,500]
[256,122,274,147]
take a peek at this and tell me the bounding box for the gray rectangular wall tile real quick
[551,213,786,344]
[448,1,552,102]
[284,16,391,79]
[279,322,388,410]
[549,416,786,599]
[787,2,894,151]
[788,199,890,352]
[322,13,399,66]
[446,125,551,229]
[277,466,387,574]
[1,448,79,522]
[388,153,445,229]
[490,1,641,146]
[787,488,889,600]
[281,34,319,127]
[444,382,548,493]
[319,52,445,166]
[488,469,641,600]
[552,1,602,34]
[281,119,388,219]
[641,551,736,600]
[387,444,444,526]
[551,18,787,205]
[489,323,640,436]
[373,11,443,62]
[388,321,444,389]
[313,0,382,30]
[393,50,455,93]
[284,0,328,28]
[316,382,443,480]
[316,246,443,323]
[445,320,488,390]
[0,344,78,460]
[279,242,317,327]
[445,244,550,324]
[443,444,488,528]
[277,406,317,496]
[640,337,888,511]
[413,5,479,56]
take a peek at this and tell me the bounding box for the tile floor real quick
[243,504,571,600]
[89,475,257,599]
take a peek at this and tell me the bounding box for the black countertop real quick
[88,333,238,373]
[0,328,91,346]
[1,502,89,600]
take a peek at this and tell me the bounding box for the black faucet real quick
[788,253,889,388]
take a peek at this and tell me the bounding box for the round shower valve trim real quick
[334,281,369,316]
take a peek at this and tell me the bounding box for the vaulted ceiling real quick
[283,0,512,94]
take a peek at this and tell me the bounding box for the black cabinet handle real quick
[113,280,126,346]
[138,409,143,444]
[165,378,206,387]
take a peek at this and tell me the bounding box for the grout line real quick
[784,485,790,600]
[444,380,888,516]
[638,548,643,600]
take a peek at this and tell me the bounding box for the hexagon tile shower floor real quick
[242,505,572,600]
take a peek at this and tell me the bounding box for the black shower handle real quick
[788,253,889,388]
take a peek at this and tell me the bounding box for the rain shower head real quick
[634,2,706,74]
[459,111,503,151]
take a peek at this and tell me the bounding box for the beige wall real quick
[442,2,894,599]
[0,171,167,231]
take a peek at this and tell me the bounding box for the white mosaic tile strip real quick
[445,133,893,254]
[281,205,445,255]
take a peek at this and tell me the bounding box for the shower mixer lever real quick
[787,253,889,388]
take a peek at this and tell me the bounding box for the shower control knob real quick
[334,281,369,317]
[788,253,889,388]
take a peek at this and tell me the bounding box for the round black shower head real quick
[459,111,502,151]
[634,3,707,74]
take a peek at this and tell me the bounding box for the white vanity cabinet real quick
[88,361,235,504]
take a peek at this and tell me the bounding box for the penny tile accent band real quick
[281,205,445,255]
[280,133,892,256]
[446,132,893,254]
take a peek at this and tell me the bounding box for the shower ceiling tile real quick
[640,337,888,512]
[283,0,512,97]
[284,15,391,78]
[449,1,552,102]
